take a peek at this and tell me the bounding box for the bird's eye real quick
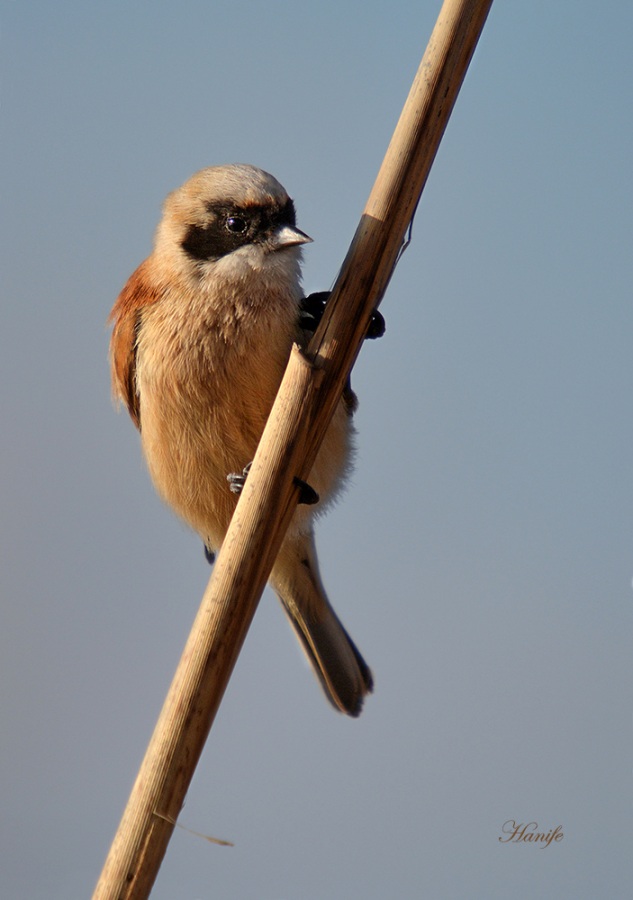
[226,215,248,234]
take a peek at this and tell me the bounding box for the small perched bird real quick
[109,164,378,716]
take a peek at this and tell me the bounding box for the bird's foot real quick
[293,477,319,505]
[227,462,318,505]
[227,462,252,495]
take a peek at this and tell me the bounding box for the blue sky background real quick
[1,1,631,897]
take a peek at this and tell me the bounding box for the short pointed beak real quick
[269,224,313,251]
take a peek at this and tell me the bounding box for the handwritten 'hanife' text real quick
[499,820,563,848]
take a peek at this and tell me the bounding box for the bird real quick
[109,164,377,716]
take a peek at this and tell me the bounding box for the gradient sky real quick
[1,1,631,898]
